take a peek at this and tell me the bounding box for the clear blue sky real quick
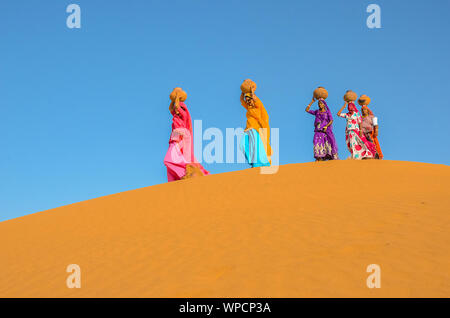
[1,0,449,222]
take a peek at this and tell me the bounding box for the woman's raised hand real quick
[337,103,346,116]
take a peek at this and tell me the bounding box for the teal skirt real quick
[239,129,270,168]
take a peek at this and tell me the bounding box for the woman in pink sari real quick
[163,88,209,181]
[337,101,376,159]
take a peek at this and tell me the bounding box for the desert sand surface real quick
[0,160,449,298]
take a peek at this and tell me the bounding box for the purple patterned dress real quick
[307,103,339,160]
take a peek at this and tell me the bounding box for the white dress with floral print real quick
[338,112,375,159]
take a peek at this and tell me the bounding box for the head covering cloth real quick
[348,102,358,114]
[361,105,374,116]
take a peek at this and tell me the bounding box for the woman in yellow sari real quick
[240,79,272,164]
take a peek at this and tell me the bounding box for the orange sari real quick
[240,94,272,162]
[361,106,383,160]
[371,131,383,159]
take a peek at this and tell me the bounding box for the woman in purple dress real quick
[305,98,339,161]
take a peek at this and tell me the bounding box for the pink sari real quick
[163,102,209,181]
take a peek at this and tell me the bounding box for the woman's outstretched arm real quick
[305,98,315,113]
[337,102,347,117]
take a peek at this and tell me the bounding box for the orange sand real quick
[0,160,449,298]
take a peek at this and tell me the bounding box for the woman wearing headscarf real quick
[305,96,339,161]
[337,90,376,159]
[358,95,383,159]
[239,79,272,167]
[163,87,209,181]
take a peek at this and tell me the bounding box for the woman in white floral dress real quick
[337,101,376,159]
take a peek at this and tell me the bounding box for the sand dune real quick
[0,160,449,298]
